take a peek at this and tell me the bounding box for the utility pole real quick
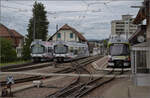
[146,0,150,40]
[33,9,36,41]
[33,0,37,41]
[125,21,127,40]
[146,0,150,68]
[56,24,58,41]
[56,24,58,32]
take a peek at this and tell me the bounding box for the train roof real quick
[31,40,54,47]
[54,41,88,47]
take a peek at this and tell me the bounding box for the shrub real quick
[0,38,17,63]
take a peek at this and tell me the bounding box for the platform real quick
[103,78,150,98]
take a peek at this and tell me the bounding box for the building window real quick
[57,33,61,38]
[70,33,73,38]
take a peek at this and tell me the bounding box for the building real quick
[129,25,146,45]
[88,40,101,56]
[48,24,87,42]
[0,24,24,57]
[111,14,138,39]
[130,0,150,86]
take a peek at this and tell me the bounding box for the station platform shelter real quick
[131,41,150,86]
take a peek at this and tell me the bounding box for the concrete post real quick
[131,50,135,74]
[146,0,150,69]
[135,51,137,74]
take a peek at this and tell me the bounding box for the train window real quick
[54,45,68,54]
[110,44,129,56]
[57,33,61,38]
[31,45,45,54]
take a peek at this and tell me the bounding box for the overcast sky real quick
[1,0,142,40]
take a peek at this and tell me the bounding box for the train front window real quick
[54,45,68,54]
[110,44,129,56]
[31,45,45,54]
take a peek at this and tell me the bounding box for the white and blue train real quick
[30,40,54,62]
[53,41,89,62]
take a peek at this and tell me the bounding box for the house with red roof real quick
[48,24,87,42]
[0,23,24,57]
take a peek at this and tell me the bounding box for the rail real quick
[45,56,117,98]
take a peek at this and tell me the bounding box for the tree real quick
[28,1,49,41]
[103,39,108,48]
[0,38,17,63]
[22,1,49,60]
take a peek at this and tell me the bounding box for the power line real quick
[72,0,89,27]
[1,5,29,12]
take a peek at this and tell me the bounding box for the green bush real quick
[0,38,17,63]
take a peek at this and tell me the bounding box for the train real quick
[30,40,90,62]
[30,40,54,62]
[107,36,131,68]
[53,41,89,62]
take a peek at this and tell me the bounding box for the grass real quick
[0,60,31,66]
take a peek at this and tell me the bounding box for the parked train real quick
[108,36,131,68]
[53,41,89,62]
[30,40,54,62]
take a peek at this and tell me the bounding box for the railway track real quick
[46,62,91,98]
[1,55,101,72]
[1,62,53,72]
[0,56,101,87]
[0,64,75,87]
[76,71,123,98]
[46,63,123,98]
[46,59,95,98]
[0,62,36,71]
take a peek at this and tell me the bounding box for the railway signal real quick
[6,76,14,97]
[6,76,15,85]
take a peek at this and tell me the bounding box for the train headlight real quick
[125,57,130,61]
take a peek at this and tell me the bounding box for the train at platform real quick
[107,36,131,68]
[30,40,54,62]
[53,41,89,62]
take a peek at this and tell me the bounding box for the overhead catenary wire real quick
[73,0,89,26]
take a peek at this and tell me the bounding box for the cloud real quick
[1,0,142,40]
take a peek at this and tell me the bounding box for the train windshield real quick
[54,45,68,54]
[110,44,129,56]
[31,44,45,54]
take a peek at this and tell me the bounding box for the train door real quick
[48,47,53,57]
[69,46,74,57]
